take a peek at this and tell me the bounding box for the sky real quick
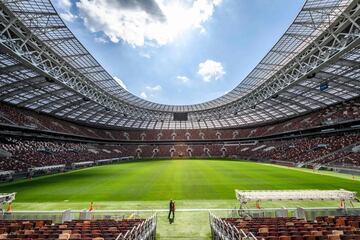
[52,0,305,105]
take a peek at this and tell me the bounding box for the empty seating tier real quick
[0,219,146,240]
[211,216,360,240]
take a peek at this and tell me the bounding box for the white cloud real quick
[139,84,162,99]
[77,0,223,47]
[60,12,77,22]
[139,52,151,59]
[198,59,225,82]
[59,0,72,10]
[94,36,108,44]
[145,85,162,91]
[113,76,128,90]
[176,75,190,83]
[140,92,148,99]
[57,0,77,22]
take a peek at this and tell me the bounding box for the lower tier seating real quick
[0,219,144,240]
[0,138,125,172]
[219,216,360,240]
[1,132,360,173]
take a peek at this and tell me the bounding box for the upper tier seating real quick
[1,97,360,141]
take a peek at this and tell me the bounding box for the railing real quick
[116,213,157,240]
[209,212,256,240]
[1,209,156,223]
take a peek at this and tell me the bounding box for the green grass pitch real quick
[0,159,359,204]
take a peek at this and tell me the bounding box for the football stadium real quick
[0,0,360,239]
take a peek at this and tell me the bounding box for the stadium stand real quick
[239,133,360,164]
[1,97,360,143]
[0,218,156,240]
[1,131,360,174]
[0,138,125,172]
[210,215,360,240]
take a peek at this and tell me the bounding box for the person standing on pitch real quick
[168,200,176,224]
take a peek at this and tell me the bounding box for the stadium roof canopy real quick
[0,0,359,129]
